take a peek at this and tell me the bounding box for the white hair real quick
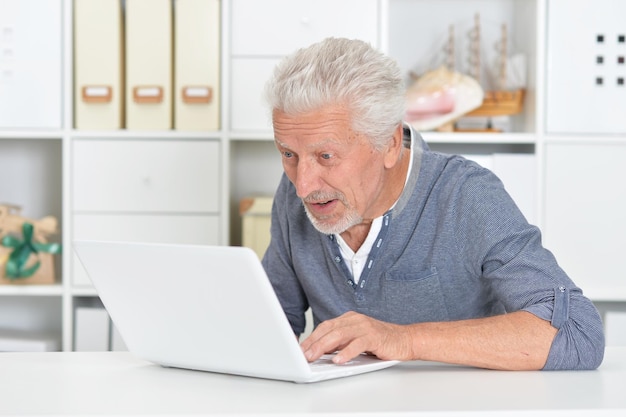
[264,37,406,149]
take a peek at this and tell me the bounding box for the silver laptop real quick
[73,240,398,383]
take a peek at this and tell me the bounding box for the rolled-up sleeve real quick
[525,285,605,370]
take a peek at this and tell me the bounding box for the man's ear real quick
[383,124,405,169]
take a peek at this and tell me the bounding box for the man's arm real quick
[300,310,557,370]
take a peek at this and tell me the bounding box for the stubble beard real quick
[302,191,363,235]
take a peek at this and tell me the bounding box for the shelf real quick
[0,131,63,140]
[421,132,536,145]
[0,285,63,296]
[228,131,275,141]
[544,134,626,145]
[228,131,537,145]
[70,287,99,297]
[69,130,224,140]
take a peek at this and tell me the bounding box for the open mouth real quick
[305,198,339,215]
[303,192,343,214]
[314,200,334,206]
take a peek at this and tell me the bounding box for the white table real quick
[1,347,625,416]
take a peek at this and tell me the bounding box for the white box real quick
[74,307,110,351]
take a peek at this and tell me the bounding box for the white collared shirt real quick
[335,128,414,283]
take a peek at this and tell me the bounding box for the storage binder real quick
[174,0,221,130]
[125,0,173,130]
[73,0,124,129]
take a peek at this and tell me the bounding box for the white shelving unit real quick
[1,0,624,351]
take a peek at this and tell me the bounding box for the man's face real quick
[273,105,390,235]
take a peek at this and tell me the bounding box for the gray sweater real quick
[262,128,605,370]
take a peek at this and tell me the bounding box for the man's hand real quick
[300,311,413,364]
[300,310,557,370]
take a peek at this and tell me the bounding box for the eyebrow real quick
[274,137,343,150]
[274,138,290,149]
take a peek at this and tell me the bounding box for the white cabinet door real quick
[230,58,277,131]
[231,0,378,56]
[72,140,220,213]
[544,142,626,300]
[0,0,62,128]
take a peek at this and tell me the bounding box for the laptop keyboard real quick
[310,354,360,369]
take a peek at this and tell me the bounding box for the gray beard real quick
[303,201,363,235]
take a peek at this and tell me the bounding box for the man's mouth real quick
[303,192,344,215]
[304,197,340,216]
[313,200,334,206]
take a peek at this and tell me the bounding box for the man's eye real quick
[320,153,332,160]
[283,151,294,158]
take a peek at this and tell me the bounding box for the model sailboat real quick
[464,14,525,119]
[404,13,526,132]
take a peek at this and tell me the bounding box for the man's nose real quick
[294,160,320,199]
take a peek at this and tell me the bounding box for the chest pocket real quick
[381,266,449,323]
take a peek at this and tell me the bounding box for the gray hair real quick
[264,37,406,149]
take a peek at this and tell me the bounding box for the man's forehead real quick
[274,136,345,150]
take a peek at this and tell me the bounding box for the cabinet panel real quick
[231,0,378,56]
[72,213,221,286]
[0,140,62,220]
[230,58,277,131]
[0,0,62,128]
[544,142,626,300]
[546,0,626,134]
[72,140,220,213]
[605,311,626,346]
[0,296,62,350]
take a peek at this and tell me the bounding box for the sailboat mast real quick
[446,24,455,70]
[469,13,481,84]
[499,23,508,90]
